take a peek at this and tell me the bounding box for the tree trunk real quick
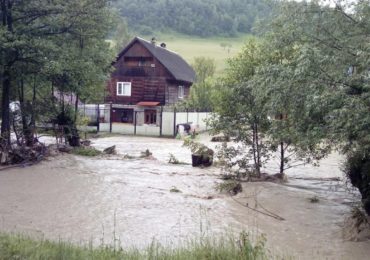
[255,123,261,177]
[74,93,79,123]
[1,69,11,147]
[280,142,285,175]
[19,79,34,146]
[251,122,261,177]
[0,0,13,160]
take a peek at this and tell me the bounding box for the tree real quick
[112,17,131,54]
[192,57,216,84]
[210,39,270,178]
[263,0,370,213]
[185,57,216,112]
[0,0,115,162]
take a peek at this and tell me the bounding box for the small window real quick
[117,82,131,96]
[178,85,184,99]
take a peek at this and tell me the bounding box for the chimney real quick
[151,37,156,45]
[160,43,166,48]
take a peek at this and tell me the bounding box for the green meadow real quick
[139,33,252,74]
[109,33,251,74]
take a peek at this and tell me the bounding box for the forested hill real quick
[113,0,274,37]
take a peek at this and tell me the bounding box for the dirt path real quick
[0,135,369,259]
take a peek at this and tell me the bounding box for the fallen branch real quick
[230,195,285,221]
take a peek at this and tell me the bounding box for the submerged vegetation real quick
[0,232,269,260]
[72,147,102,157]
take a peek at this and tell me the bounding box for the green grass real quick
[0,232,269,260]
[153,33,252,74]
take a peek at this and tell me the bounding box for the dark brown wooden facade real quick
[105,37,194,107]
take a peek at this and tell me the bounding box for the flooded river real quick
[0,135,369,259]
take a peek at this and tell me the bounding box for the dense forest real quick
[113,0,274,37]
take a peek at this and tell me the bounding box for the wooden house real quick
[105,37,195,125]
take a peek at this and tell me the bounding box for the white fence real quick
[80,104,212,137]
[98,111,211,137]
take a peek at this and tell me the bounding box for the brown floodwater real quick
[0,135,369,259]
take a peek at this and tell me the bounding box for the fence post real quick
[173,107,177,137]
[134,111,137,135]
[186,108,189,123]
[96,104,100,132]
[159,106,163,137]
[109,103,112,133]
[206,112,208,131]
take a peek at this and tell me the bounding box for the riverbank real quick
[0,232,268,260]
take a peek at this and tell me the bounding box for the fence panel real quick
[77,104,212,137]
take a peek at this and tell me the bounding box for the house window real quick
[117,82,131,96]
[178,85,184,99]
[145,109,157,124]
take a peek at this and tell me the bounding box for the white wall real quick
[162,112,175,136]
[136,125,160,136]
[112,124,135,135]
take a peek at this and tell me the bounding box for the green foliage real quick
[185,57,217,111]
[183,139,213,158]
[113,0,273,37]
[187,78,215,112]
[112,16,131,54]
[0,232,270,260]
[215,180,243,196]
[263,0,370,212]
[170,187,182,193]
[0,0,115,153]
[210,39,271,177]
[168,153,187,165]
[192,57,216,84]
[72,147,102,157]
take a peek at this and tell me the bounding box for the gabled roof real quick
[116,37,196,83]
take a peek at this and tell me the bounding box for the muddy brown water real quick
[0,135,369,259]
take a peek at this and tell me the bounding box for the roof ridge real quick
[135,36,181,56]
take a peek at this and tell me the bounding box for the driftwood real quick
[0,142,48,171]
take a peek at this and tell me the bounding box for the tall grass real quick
[0,231,269,260]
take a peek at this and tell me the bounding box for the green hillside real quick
[113,0,273,37]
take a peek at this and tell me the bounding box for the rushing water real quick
[0,134,369,259]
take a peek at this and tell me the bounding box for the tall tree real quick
[0,0,114,161]
[263,0,370,212]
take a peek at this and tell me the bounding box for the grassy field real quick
[0,232,269,260]
[151,33,252,75]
